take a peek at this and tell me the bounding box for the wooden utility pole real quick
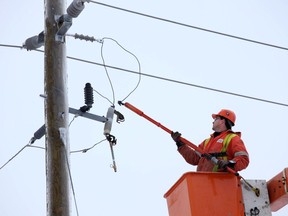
[44,0,70,215]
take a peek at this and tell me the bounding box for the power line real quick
[99,37,142,104]
[70,139,106,153]
[65,55,288,108]
[90,1,288,52]
[0,142,31,171]
[66,34,142,105]
[0,44,23,49]
[0,138,107,172]
[1,44,288,107]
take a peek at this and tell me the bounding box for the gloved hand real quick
[217,160,230,169]
[171,131,184,148]
[217,160,236,169]
[171,131,181,142]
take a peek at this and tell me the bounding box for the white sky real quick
[1,0,288,215]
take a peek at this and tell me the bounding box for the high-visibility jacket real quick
[177,130,249,172]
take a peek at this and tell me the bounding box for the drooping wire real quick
[66,33,116,105]
[66,35,142,105]
[0,108,105,172]
[0,125,104,216]
[70,138,106,153]
[0,91,106,215]
[67,112,108,153]
[0,137,107,172]
[100,37,141,103]
[100,39,116,105]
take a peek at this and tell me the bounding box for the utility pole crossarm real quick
[69,107,107,122]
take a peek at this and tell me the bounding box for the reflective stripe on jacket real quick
[177,130,249,172]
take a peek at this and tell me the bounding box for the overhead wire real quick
[0,120,107,215]
[0,136,109,169]
[2,1,288,54]
[0,136,44,171]
[89,1,288,52]
[0,44,24,49]
[1,4,288,213]
[0,142,32,171]
[0,135,103,216]
[63,54,288,107]
[93,88,114,105]
[101,37,141,105]
[65,34,115,105]
[28,145,45,150]
[0,44,287,107]
[70,139,107,153]
[100,38,116,105]
[66,34,142,106]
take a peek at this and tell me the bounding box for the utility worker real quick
[171,109,249,172]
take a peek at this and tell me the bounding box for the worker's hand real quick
[171,131,184,148]
[171,131,181,142]
[217,160,230,169]
[217,160,236,169]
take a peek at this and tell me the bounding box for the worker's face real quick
[212,116,225,132]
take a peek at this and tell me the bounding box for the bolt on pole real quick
[44,0,71,215]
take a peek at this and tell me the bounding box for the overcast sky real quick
[1,1,288,215]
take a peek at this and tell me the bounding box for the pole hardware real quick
[55,14,73,42]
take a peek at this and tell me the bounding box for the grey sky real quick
[1,1,288,215]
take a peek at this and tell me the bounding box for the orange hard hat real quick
[212,109,236,126]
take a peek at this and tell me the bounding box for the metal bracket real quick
[69,107,107,123]
[30,107,107,143]
[55,14,72,42]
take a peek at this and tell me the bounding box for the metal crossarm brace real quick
[69,107,107,122]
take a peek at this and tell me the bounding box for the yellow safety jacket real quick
[178,130,249,172]
[204,133,237,172]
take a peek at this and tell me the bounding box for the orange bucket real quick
[164,172,244,216]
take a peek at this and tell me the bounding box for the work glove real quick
[171,131,184,148]
[217,160,236,169]
[217,160,229,169]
